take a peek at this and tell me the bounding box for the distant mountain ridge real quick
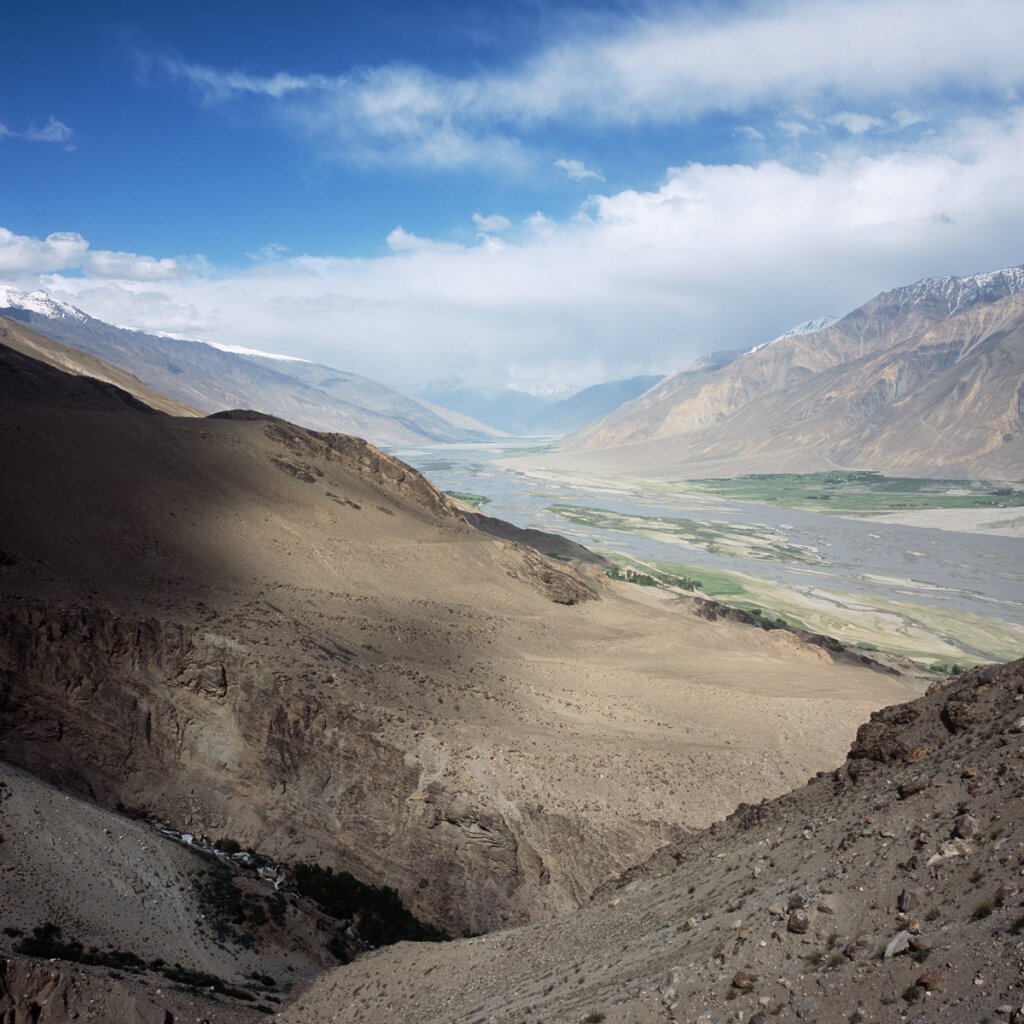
[554,264,1024,480]
[0,287,501,446]
[416,374,665,435]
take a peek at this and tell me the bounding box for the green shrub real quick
[291,863,448,946]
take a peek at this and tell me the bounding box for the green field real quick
[676,471,1024,513]
[444,491,490,508]
[602,555,1024,672]
[548,503,824,563]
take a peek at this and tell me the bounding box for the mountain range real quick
[551,265,1024,480]
[0,288,500,446]
[414,374,664,435]
[3,263,1024,1023]
[0,331,935,1021]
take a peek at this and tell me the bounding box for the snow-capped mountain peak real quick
[889,264,1024,318]
[0,286,89,323]
[743,315,841,356]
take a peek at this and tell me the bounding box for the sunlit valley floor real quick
[395,442,1024,672]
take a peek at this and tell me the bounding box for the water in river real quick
[391,440,1024,640]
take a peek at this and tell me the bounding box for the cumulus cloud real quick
[0,229,89,273]
[473,213,511,232]
[156,0,1024,170]
[0,227,182,280]
[555,158,604,181]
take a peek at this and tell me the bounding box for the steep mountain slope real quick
[0,287,499,445]
[0,339,924,950]
[0,760,341,1020]
[0,314,204,418]
[279,655,1024,1024]
[555,265,1024,479]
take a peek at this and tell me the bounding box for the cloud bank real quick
[4,0,1023,394]
[5,101,1020,392]
[159,0,1024,170]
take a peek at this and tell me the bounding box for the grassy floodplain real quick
[537,471,1024,672]
[601,555,1024,672]
[676,470,1024,513]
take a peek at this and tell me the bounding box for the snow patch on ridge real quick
[0,286,88,322]
[206,340,310,362]
[0,283,307,363]
[890,264,1024,318]
[745,315,841,355]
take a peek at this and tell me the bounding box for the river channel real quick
[391,441,1024,638]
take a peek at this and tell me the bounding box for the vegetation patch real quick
[291,863,449,946]
[444,490,491,508]
[682,471,1024,513]
[14,923,257,1001]
[547,503,823,564]
[604,561,702,591]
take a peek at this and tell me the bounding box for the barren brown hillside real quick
[0,340,927,920]
[280,656,1024,1024]
[0,341,937,1021]
[552,271,1024,480]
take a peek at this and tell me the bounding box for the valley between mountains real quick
[1,264,1022,1024]
[0,336,932,1021]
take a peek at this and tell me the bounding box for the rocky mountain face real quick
[279,655,1024,1024]
[0,341,930,1020]
[556,265,1024,479]
[0,287,500,445]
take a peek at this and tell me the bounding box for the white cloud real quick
[0,229,89,273]
[1,117,76,148]
[15,107,1024,393]
[159,0,1024,169]
[827,111,885,134]
[0,227,182,280]
[892,107,928,128]
[81,250,182,281]
[163,58,329,101]
[473,213,511,232]
[777,119,812,137]
[385,227,464,254]
[246,242,290,261]
[555,158,604,181]
[23,117,76,146]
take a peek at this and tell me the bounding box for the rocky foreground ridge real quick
[0,337,922,942]
[278,655,1024,1024]
[0,338,943,1022]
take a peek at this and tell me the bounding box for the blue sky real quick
[2,0,1024,393]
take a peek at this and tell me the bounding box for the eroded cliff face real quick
[0,601,671,936]
[0,354,925,945]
